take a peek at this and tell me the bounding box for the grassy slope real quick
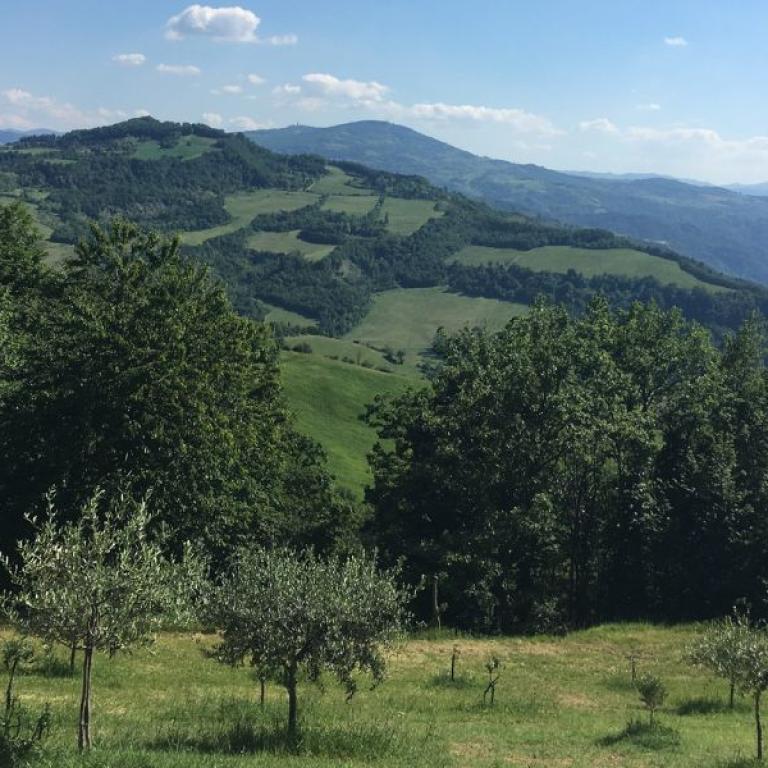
[281,352,411,495]
[309,166,373,196]
[381,198,443,235]
[17,624,760,767]
[181,191,319,246]
[452,245,727,291]
[262,304,318,329]
[345,287,527,364]
[247,230,336,261]
[322,194,379,215]
[132,136,217,161]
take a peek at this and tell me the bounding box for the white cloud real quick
[2,88,91,128]
[164,5,296,45]
[97,107,128,119]
[212,84,243,94]
[273,83,301,96]
[134,109,151,117]
[166,4,259,42]
[0,113,33,130]
[264,34,297,46]
[229,116,268,130]
[303,73,389,102]
[636,103,661,112]
[247,74,265,85]
[406,102,562,134]
[664,36,688,47]
[579,117,619,134]
[202,112,224,127]
[157,63,201,76]
[295,97,326,112]
[112,53,146,67]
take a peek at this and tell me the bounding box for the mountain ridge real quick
[248,120,768,284]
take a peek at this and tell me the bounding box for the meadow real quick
[344,287,527,364]
[180,191,319,246]
[281,351,411,495]
[11,624,763,768]
[380,198,443,236]
[246,230,336,261]
[321,194,379,216]
[451,245,726,292]
[131,136,218,161]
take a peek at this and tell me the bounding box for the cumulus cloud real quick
[211,84,243,95]
[664,36,688,47]
[166,4,259,42]
[247,74,265,85]
[164,5,296,45]
[579,117,619,134]
[636,103,661,112]
[407,102,562,134]
[229,116,268,130]
[303,73,389,102]
[2,88,144,130]
[134,109,151,117]
[202,111,224,127]
[157,63,201,76]
[112,53,146,67]
[273,83,301,96]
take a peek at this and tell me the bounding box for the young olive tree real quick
[686,608,751,709]
[207,548,409,740]
[636,673,666,726]
[730,626,768,760]
[3,491,200,751]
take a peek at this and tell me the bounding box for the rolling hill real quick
[248,120,768,285]
[4,116,768,494]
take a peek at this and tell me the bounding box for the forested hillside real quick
[249,120,768,284]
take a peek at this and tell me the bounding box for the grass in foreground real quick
[451,244,727,292]
[12,624,765,767]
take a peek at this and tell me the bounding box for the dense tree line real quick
[366,300,768,632]
[0,204,357,575]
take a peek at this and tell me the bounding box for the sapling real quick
[483,656,501,706]
[636,673,666,726]
[1,639,33,722]
[729,624,768,760]
[450,645,461,682]
[207,548,409,741]
[2,490,202,750]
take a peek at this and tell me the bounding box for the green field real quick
[452,245,726,291]
[181,190,319,246]
[284,335,399,373]
[322,195,379,215]
[309,166,374,196]
[132,136,218,161]
[11,623,764,767]
[262,304,318,329]
[247,230,336,261]
[345,287,527,364]
[381,197,443,235]
[282,352,411,495]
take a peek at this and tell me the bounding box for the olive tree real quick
[730,627,768,761]
[207,548,409,740]
[636,673,666,726]
[3,491,200,751]
[687,608,751,709]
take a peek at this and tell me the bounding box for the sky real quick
[1,0,767,184]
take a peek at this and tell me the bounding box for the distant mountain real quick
[0,128,56,145]
[728,182,768,197]
[248,121,768,284]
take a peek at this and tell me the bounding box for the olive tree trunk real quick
[286,661,298,742]
[755,691,763,761]
[78,645,93,751]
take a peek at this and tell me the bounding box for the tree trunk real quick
[729,679,735,710]
[78,645,93,751]
[756,691,763,762]
[286,662,298,742]
[4,658,18,723]
[260,676,266,709]
[69,641,77,676]
[431,575,441,630]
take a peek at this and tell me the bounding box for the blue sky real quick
[1,1,767,183]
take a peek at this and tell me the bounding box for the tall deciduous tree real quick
[3,491,200,750]
[207,548,409,739]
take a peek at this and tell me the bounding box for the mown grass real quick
[451,244,728,292]
[281,351,412,496]
[181,190,319,246]
[246,230,336,261]
[309,166,374,196]
[11,624,765,767]
[380,198,443,235]
[283,335,399,373]
[322,195,379,216]
[132,136,218,161]
[262,304,318,329]
[344,287,527,365]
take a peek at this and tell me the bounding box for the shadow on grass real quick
[598,719,680,750]
[425,673,475,690]
[676,697,746,716]
[152,716,437,762]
